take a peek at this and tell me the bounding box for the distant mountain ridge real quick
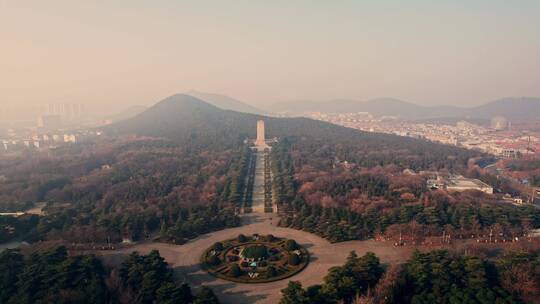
[185,90,265,115]
[273,97,540,121]
[106,105,148,122]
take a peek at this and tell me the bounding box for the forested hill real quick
[107,94,481,170]
[107,93,362,147]
[107,93,401,140]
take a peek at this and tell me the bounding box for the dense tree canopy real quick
[394,250,519,304]
[0,246,220,304]
[280,250,533,304]
[279,194,540,243]
[280,251,384,304]
[270,139,540,243]
[119,250,195,304]
[0,246,111,304]
[0,138,243,244]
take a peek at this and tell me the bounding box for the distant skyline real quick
[1,0,540,114]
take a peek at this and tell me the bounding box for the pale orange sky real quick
[1,0,540,115]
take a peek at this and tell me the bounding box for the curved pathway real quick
[105,214,414,304]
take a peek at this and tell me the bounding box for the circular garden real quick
[201,234,309,283]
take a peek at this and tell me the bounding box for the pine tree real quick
[279,281,309,304]
[228,264,242,278]
[288,254,301,266]
[194,286,220,304]
[157,282,193,304]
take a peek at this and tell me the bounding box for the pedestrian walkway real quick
[251,150,266,213]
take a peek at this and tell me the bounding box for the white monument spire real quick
[255,120,265,146]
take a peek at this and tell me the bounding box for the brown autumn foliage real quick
[500,262,540,303]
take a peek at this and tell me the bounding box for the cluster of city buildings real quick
[0,102,87,128]
[305,112,539,158]
[304,112,540,205]
[1,129,100,152]
[0,102,105,152]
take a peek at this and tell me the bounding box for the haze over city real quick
[2,0,540,119]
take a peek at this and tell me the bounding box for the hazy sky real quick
[1,0,540,113]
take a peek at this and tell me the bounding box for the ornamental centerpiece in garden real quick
[201,234,309,283]
[241,245,269,261]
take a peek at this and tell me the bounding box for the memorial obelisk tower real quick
[255,120,265,146]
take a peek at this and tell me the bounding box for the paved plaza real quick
[106,214,413,304]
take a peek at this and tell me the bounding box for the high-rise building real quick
[256,120,265,145]
[47,104,54,115]
[37,115,62,129]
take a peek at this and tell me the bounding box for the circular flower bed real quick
[201,234,309,283]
